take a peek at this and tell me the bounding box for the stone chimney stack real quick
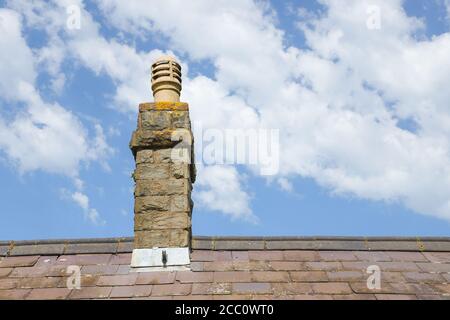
[129,56,195,270]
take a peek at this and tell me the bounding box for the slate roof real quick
[1,236,450,300]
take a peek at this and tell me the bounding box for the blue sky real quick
[1,0,450,240]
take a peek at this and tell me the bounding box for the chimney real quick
[129,56,195,271]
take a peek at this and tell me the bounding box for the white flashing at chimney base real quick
[130,247,190,271]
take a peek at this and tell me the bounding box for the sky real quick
[1,0,450,240]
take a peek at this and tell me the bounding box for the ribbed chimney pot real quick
[151,55,182,102]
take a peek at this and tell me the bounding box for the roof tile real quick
[176,271,213,283]
[349,281,394,294]
[203,261,234,271]
[423,252,450,263]
[97,274,138,286]
[191,239,214,250]
[110,253,132,265]
[173,294,213,300]
[283,251,320,261]
[117,241,133,253]
[64,243,117,255]
[116,265,131,275]
[35,256,58,267]
[26,288,71,300]
[327,271,365,282]
[190,261,204,272]
[212,251,232,261]
[333,294,376,300]
[213,271,252,283]
[81,265,119,275]
[319,251,358,261]
[365,241,418,251]
[56,254,112,266]
[292,294,334,300]
[232,282,272,294]
[375,294,417,300]
[110,285,152,298]
[0,278,20,290]
[0,246,9,257]
[304,261,342,271]
[0,289,31,299]
[69,286,112,299]
[233,261,271,271]
[251,271,290,282]
[136,271,176,285]
[0,256,39,268]
[190,250,215,262]
[402,272,446,283]
[311,282,352,295]
[192,283,231,295]
[152,283,192,296]
[387,252,427,262]
[9,266,54,278]
[0,268,13,278]
[248,250,284,261]
[377,262,420,272]
[353,251,392,262]
[416,262,450,273]
[231,251,250,261]
[290,271,328,282]
[272,282,312,295]
[215,240,264,251]
[270,261,305,271]
[10,244,64,256]
[380,272,405,282]
[431,283,450,295]
[18,277,62,289]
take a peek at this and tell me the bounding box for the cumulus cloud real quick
[5,0,256,220]
[6,0,450,224]
[91,0,450,222]
[0,7,111,223]
[195,165,256,222]
[71,191,104,225]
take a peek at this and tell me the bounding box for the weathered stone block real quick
[135,195,191,213]
[134,179,191,196]
[154,148,173,163]
[130,129,181,151]
[171,195,190,212]
[134,212,191,230]
[135,229,190,248]
[135,196,171,212]
[140,111,172,130]
[136,150,154,164]
[170,111,190,128]
[134,163,170,180]
[172,163,191,179]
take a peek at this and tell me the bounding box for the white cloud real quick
[195,165,256,223]
[91,0,450,223]
[71,191,104,225]
[444,0,450,19]
[0,7,111,224]
[277,177,293,192]
[5,0,256,220]
[7,0,450,224]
